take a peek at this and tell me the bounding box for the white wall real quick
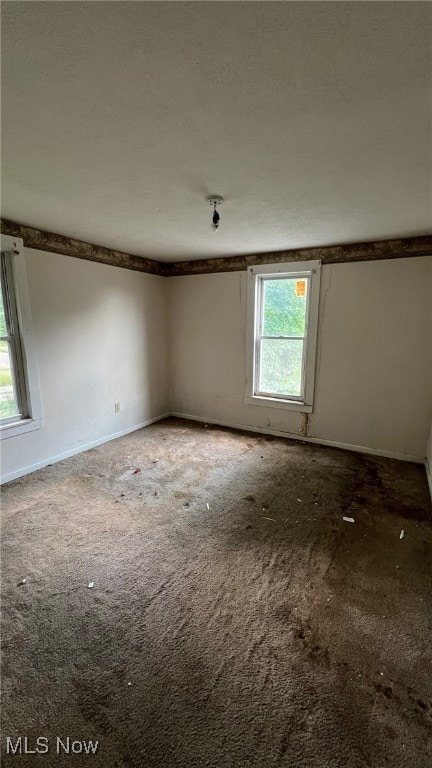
[2,251,431,482]
[1,248,169,482]
[168,257,432,461]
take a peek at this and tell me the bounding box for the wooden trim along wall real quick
[0,219,163,275]
[1,218,431,277]
[163,236,432,276]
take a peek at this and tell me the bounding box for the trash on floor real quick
[262,516,276,521]
[152,459,159,464]
[206,502,210,510]
[343,516,355,523]
[132,469,141,474]
[87,581,95,589]
[400,529,405,540]
[18,578,27,586]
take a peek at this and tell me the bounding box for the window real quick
[0,235,42,438]
[1,250,28,423]
[245,261,321,412]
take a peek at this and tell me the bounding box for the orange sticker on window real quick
[295,280,306,297]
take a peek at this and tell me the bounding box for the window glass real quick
[0,339,20,419]
[259,337,303,396]
[262,277,308,337]
[0,286,6,336]
[0,251,25,422]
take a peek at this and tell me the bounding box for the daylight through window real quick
[0,250,28,424]
[246,261,321,412]
[257,275,309,399]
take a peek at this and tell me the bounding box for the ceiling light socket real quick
[207,196,224,231]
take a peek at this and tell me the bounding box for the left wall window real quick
[0,235,42,438]
[1,249,28,422]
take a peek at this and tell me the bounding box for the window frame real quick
[1,249,29,423]
[245,260,321,413]
[0,235,42,439]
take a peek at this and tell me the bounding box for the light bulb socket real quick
[207,196,224,231]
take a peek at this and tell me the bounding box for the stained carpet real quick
[1,418,431,767]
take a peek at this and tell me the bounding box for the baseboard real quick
[170,411,425,464]
[2,410,427,485]
[426,458,432,501]
[0,413,170,485]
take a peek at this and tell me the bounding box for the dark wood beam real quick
[162,235,432,276]
[1,218,431,277]
[0,219,164,275]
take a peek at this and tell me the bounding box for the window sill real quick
[245,395,313,413]
[0,417,42,440]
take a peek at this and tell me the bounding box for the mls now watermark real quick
[6,736,99,755]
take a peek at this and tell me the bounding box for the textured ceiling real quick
[1,1,431,262]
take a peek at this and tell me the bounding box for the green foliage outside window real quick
[262,278,307,337]
[259,278,308,396]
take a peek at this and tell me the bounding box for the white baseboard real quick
[0,413,170,485]
[170,411,425,464]
[2,410,428,486]
[426,459,432,501]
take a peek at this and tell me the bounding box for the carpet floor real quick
[1,417,432,768]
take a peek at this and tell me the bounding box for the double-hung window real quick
[246,261,321,412]
[0,235,42,438]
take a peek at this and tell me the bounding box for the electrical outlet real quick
[114,402,120,413]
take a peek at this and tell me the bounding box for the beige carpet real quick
[1,418,431,767]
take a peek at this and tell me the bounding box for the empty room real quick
[1,1,431,767]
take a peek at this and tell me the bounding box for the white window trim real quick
[0,235,43,439]
[245,260,321,413]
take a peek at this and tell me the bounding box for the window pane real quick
[262,277,308,336]
[0,280,7,337]
[259,338,303,396]
[0,339,20,419]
